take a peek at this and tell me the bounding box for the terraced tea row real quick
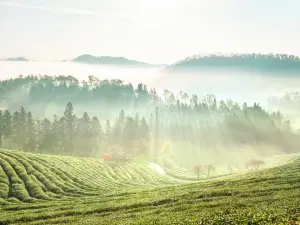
[0,149,178,203]
[0,153,300,224]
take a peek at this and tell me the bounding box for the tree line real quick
[169,53,300,71]
[0,103,152,160]
[0,96,299,161]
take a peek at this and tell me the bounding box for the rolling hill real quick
[1,57,29,62]
[167,53,300,74]
[72,54,162,68]
[0,149,300,224]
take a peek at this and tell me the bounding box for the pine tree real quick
[25,112,36,152]
[57,117,66,154]
[138,117,150,156]
[12,111,20,149]
[134,113,140,138]
[51,115,60,154]
[64,102,75,154]
[19,107,27,150]
[105,120,112,144]
[2,110,12,149]
[123,116,135,159]
[39,118,53,153]
[154,107,159,159]
[77,112,92,156]
[35,118,42,151]
[111,118,122,146]
[0,110,3,147]
[119,110,125,128]
[91,116,102,155]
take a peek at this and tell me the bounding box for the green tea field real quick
[0,149,300,225]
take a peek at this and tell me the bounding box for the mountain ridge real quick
[1,57,29,62]
[166,53,300,73]
[71,54,164,68]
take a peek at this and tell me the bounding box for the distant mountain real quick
[166,53,300,73]
[2,57,29,62]
[72,54,163,67]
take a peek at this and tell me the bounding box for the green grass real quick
[0,149,300,224]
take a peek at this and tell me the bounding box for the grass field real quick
[0,149,300,224]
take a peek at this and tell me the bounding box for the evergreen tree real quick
[0,111,3,147]
[77,112,92,156]
[118,110,125,128]
[25,112,36,152]
[64,102,75,154]
[138,117,150,155]
[105,120,112,144]
[111,118,122,146]
[2,110,12,149]
[12,111,20,149]
[154,107,159,159]
[123,116,135,159]
[39,118,53,153]
[19,106,27,149]
[91,116,102,155]
[51,115,60,154]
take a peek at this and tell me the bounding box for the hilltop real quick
[167,53,300,73]
[72,54,162,67]
[0,149,300,224]
[1,57,29,62]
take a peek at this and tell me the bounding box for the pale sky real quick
[0,0,299,64]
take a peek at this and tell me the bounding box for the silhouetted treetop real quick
[168,53,300,72]
[72,54,155,67]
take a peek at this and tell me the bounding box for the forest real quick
[0,75,299,165]
[168,53,300,72]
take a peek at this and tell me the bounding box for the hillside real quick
[167,53,300,73]
[72,54,159,67]
[0,149,300,224]
[1,57,29,62]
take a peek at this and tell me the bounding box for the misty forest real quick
[1,55,300,224]
[2,0,300,222]
[1,75,299,161]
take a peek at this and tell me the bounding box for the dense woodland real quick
[168,53,300,72]
[0,75,156,117]
[0,76,299,162]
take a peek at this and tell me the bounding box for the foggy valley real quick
[1,0,300,223]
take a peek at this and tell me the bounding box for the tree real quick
[154,107,159,160]
[0,111,3,147]
[2,110,12,149]
[76,112,92,156]
[19,107,27,149]
[39,118,53,153]
[91,116,102,155]
[123,116,135,159]
[25,112,36,152]
[118,110,125,128]
[105,120,112,144]
[51,115,60,154]
[12,111,20,149]
[138,117,150,156]
[63,102,75,154]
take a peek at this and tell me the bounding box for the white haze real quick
[1,61,300,108]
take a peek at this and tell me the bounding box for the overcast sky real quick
[0,0,299,64]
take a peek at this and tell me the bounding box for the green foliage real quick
[1,76,300,162]
[169,53,300,72]
[0,150,299,224]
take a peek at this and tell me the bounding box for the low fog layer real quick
[2,61,300,108]
[1,61,300,173]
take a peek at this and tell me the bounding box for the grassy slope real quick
[0,150,300,225]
